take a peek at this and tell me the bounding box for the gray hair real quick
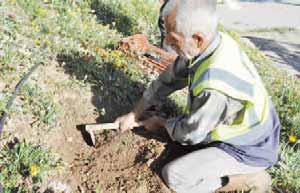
[161,0,218,41]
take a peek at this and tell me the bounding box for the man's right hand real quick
[114,112,141,132]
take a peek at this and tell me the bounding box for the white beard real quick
[162,39,199,60]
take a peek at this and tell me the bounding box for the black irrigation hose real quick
[0,62,42,135]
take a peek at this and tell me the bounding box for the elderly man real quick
[115,0,280,193]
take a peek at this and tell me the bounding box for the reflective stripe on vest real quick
[187,33,269,143]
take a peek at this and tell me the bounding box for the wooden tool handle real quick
[86,123,120,131]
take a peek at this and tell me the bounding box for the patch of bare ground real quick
[5,58,179,192]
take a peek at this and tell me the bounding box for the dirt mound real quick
[71,129,173,193]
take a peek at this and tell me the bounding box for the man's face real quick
[163,9,206,60]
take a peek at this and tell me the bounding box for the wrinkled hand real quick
[141,116,166,132]
[114,112,140,132]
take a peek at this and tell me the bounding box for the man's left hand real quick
[141,116,167,132]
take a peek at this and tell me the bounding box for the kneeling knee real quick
[161,163,174,186]
[161,163,187,190]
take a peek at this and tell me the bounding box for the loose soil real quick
[5,59,182,193]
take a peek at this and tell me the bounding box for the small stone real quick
[146,158,155,167]
[0,82,5,93]
[67,137,73,142]
[48,181,71,193]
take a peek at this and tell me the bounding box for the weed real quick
[20,84,61,128]
[0,92,11,117]
[91,0,160,44]
[269,144,300,192]
[95,184,102,193]
[58,51,149,122]
[0,28,17,77]
[0,140,62,192]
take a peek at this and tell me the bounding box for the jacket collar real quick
[188,33,222,71]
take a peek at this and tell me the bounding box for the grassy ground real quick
[0,140,62,192]
[0,0,299,192]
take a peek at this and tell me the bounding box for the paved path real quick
[218,2,300,75]
[218,2,300,30]
[244,30,300,75]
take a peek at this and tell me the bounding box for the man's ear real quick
[192,32,204,49]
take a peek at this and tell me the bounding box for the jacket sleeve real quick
[143,57,189,105]
[165,90,244,145]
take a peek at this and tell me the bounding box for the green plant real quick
[91,0,160,43]
[0,92,10,117]
[0,44,15,76]
[0,140,62,192]
[16,0,47,19]
[0,23,18,77]
[269,144,300,192]
[20,84,61,128]
[58,50,149,121]
[95,184,102,193]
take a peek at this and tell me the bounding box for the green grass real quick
[270,144,300,192]
[91,0,160,43]
[0,92,11,117]
[0,140,62,193]
[20,84,61,129]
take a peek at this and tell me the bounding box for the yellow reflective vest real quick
[187,33,269,144]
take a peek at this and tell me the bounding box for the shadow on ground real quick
[57,53,144,123]
[245,36,300,73]
[57,50,187,179]
[90,0,135,36]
